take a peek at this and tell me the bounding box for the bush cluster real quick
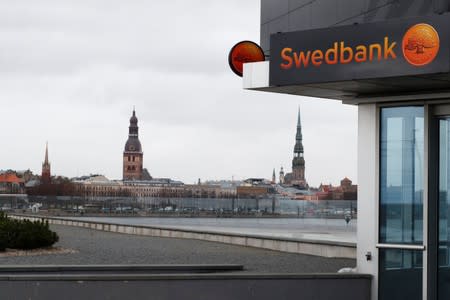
[0,212,59,252]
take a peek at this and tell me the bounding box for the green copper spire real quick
[291,105,307,189]
[294,107,303,154]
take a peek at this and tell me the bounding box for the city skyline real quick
[0,0,357,186]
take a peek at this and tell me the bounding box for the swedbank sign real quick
[280,37,398,68]
[270,16,449,87]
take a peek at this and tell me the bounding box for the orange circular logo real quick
[402,23,439,67]
[228,41,265,77]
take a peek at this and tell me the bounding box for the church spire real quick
[292,106,307,189]
[294,106,304,155]
[44,141,49,165]
[279,166,285,185]
[129,108,139,137]
[296,106,302,142]
[41,142,51,184]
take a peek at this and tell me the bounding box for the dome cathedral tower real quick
[123,109,144,180]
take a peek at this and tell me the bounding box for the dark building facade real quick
[123,109,144,180]
[260,0,448,56]
[248,2,450,300]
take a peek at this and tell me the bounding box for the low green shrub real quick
[0,232,6,252]
[0,212,59,251]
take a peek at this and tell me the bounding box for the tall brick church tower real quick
[41,142,51,184]
[123,109,143,180]
[291,107,307,189]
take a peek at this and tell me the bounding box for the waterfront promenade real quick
[66,217,356,244]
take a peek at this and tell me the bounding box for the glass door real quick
[428,105,450,300]
[377,104,450,300]
[437,117,450,299]
[378,106,425,300]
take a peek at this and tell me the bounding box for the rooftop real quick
[0,173,23,184]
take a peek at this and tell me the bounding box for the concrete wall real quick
[357,104,379,300]
[0,273,371,300]
[260,0,449,53]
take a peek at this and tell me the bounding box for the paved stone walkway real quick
[0,225,355,274]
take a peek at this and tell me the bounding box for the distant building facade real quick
[0,171,25,194]
[316,177,357,200]
[236,186,273,198]
[71,175,236,200]
[236,178,275,198]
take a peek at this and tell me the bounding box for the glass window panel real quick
[379,249,423,300]
[380,107,424,244]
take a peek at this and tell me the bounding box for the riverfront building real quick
[241,1,450,299]
[71,175,236,200]
[0,172,24,194]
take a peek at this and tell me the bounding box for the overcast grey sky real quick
[0,0,357,186]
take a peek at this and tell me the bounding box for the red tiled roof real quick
[0,173,23,184]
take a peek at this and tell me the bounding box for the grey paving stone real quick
[0,225,355,274]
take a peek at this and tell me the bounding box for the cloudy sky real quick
[0,0,357,186]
